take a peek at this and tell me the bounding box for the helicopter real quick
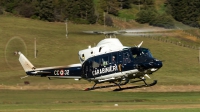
[17,32,162,91]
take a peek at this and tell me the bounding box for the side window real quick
[123,51,131,64]
[88,59,93,72]
[101,56,109,66]
[111,53,117,64]
[92,57,100,68]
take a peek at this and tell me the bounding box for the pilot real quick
[112,56,116,64]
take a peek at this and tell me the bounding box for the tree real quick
[35,0,55,22]
[149,14,174,28]
[105,14,113,26]
[167,0,200,27]
[64,0,96,24]
[95,0,104,25]
[86,0,96,23]
[135,9,156,24]
[135,0,175,28]
[18,1,35,18]
[0,6,3,15]
[100,0,119,16]
[119,0,132,9]
[4,0,20,13]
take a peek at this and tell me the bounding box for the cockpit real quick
[139,48,153,57]
[131,47,153,58]
[130,47,162,70]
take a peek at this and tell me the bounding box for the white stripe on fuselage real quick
[88,69,139,82]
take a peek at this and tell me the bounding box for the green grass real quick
[1,14,200,112]
[155,0,167,14]
[0,90,200,111]
[1,14,200,86]
[118,7,137,20]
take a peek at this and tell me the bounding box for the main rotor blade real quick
[120,28,173,33]
[82,31,103,34]
[83,31,119,34]
[137,41,143,48]
[121,32,167,36]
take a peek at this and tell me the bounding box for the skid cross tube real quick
[85,79,129,91]
[113,80,157,91]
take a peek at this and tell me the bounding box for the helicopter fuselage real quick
[81,47,162,83]
[18,37,162,90]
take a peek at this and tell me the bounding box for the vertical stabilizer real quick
[18,52,35,72]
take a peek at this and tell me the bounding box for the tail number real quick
[54,70,69,76]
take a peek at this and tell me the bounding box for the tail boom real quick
[18,52,82,79]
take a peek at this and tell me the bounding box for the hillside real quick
[0,15,200,91]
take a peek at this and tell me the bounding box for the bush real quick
[73,18,89,24]
[105,15,113,26]
[19,4,35,18]
[5,2,16,13]
[149,15,175,29]
[135,9,156,24]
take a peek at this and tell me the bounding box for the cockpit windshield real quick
[140,48,153,57]
[131,47,153,58]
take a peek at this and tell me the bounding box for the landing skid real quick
[85,80,129,91]
[84,79,157,91]
[113,80,157,91]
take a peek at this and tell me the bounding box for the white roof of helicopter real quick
[78,38,128,63]
[96,37,123,47]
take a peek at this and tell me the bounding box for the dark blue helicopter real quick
[17,36,162,91]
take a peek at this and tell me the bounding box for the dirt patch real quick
[101,104,200,110]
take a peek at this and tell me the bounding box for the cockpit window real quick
[141,48,153,57]
[131,47,153,58]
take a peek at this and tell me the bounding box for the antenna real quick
[65,19,68,38]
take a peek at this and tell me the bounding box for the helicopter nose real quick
[139,59,162,70]
[154,59,162,68]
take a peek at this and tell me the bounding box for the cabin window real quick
[89,60,93,72]
[80,54,85,61]
[92,58,100,68]
[101,56,109,66]
[99,47,102,52]
[123,52,131,64]
[111,54,117,64]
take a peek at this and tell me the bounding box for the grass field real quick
[1,15,200,111]
[1,14,200,86]
[0,90,200,112]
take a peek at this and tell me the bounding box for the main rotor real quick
[82,28,173,37]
